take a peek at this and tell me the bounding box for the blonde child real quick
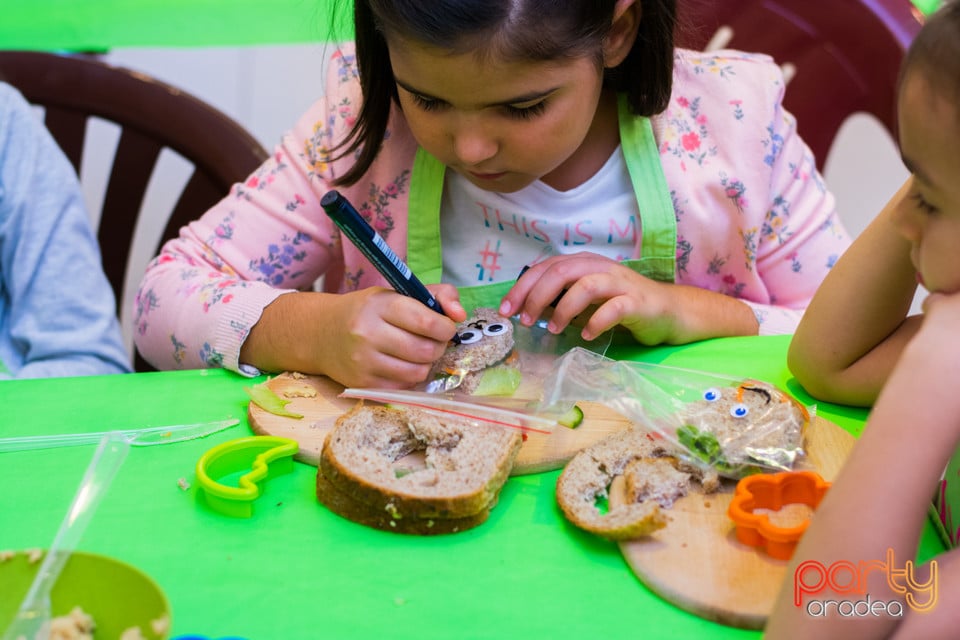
[769,3,960,637]
[134,0,849,388]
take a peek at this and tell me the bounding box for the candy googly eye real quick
[482,322,507,336]
[703,387,721,402]
[730,403,750,419]
[457,329,483,344]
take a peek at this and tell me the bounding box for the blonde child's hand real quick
[501,253,757,344]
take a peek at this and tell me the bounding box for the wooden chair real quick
[0,51,269,371]
[676,0,924,165]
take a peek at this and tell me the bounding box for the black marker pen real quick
[321,190,458,340]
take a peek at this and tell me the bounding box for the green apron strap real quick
[618,94,676,283]
[406,147,446,284]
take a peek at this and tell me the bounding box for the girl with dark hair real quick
[135,0,849,389]
[770,3,960,636]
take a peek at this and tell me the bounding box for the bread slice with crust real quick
[315,468,490,534]
[317,403,522,530]
[556,429,670,540]
[556,429,719,541]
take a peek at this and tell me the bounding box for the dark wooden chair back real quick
[0,51,269,371]
[676,0,924,164]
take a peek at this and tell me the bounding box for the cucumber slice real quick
[471,365,522,396]
[558,404,584,429]
[244,381,303,418]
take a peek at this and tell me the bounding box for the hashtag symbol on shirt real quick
[476,240,503,282]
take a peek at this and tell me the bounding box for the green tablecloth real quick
[0,335,945,639]
[0,1,941,50]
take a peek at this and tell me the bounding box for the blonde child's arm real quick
[767,291,960,639]
[788,180,924,406]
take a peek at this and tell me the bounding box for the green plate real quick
[0,550,170,639]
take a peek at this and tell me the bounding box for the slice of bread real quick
[316,468,490,534]
[317,403,522,529]
[556,429,719,541]
[556,429,670,540]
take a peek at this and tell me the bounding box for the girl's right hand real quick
[240,287,463,389]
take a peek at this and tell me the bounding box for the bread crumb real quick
[754,503,814,528]
[291,371,306,379]
[177,477,191,491]
[49,606,95,640]
[151,614,171,635]
[120,626,147,640]
[26,548,43,563]
[283,385,317,398]
[0,550,14,562]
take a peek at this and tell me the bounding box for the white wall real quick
[85,45,920,355]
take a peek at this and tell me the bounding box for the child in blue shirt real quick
[0,82,131,378]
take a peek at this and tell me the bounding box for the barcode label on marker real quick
[373,232,411,279]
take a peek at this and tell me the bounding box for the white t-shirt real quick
[440,146,640,286]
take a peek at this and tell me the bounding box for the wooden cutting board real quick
[247,372,633,475]
[610,415,856,630]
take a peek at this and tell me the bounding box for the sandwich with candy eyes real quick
[675,379,809,476]
[427,307,518,394]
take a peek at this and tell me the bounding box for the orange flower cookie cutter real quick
[727,470,831,560]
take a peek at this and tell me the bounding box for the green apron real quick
[405,94,676,312]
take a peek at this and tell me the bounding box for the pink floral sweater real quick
[134,46,851,373]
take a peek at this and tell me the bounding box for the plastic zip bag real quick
[538,348,812,478]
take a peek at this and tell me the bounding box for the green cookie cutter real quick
[196,435,299,518]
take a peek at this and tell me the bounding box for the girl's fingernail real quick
[499,301,512,316]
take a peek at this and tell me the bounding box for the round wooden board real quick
[247,372,633,475]
[610,416,856,630]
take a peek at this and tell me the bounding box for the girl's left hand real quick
[500,252,757,344]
